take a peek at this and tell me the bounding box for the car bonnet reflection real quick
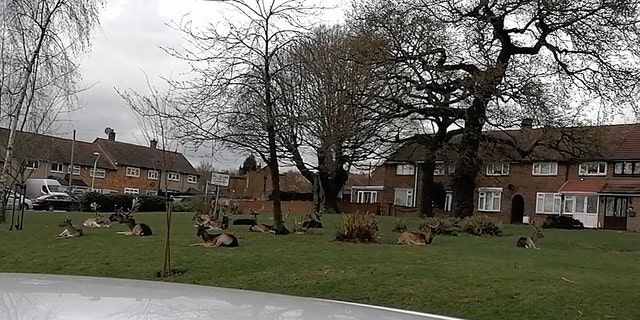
[0,273,464,320]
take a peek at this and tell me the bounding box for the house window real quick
[604,196,628,217]
[66,165,80,175]
[564,195,598,214]
[613,162,640,175]
[396,164,415,176]
[536,193,562,214]
[50,163,64,173]
[394,188,414,207]
[532,162,558,176]
[148,170,159,180]
[25,160,39,169]
[356,191,378,204]
[124,188,139,195]
[579,162,607,176]
[434,162,446,176]
[187,175,198,184]
[168,172,180,181]
[486,163,509,176]
[90,168,106,178]
[146,190,158,196]
[126,167,140,177]
[478,187,502,212]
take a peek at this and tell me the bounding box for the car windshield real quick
[48,185,64,193]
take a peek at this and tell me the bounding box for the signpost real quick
[210,173,230,219]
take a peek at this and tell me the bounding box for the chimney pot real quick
[150,139,157,149]
[521,118,534,129]
[108,131,116,141]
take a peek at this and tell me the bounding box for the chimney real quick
[150,139,157,149]
[520,118,534,129]
[108,130,116,141]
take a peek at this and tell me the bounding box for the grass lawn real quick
[1,211,639,320]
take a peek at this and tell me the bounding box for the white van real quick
[24,179,67,200]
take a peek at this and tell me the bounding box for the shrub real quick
[459,215,502,236]
[173,201,196,212]
[420,216,461,236]
[335,212,379,243]
[542,215,585,229]
[392,218,407,232]
[77,193,166,212]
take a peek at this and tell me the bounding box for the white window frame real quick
[50,162,64,173]
[148,170,159,180]
[187,175,198,184]
[66,165,81,176]
[146,190,158,196]
[536,192,562,214]
[613,161,640,175]
[564,195,598,215]
[578,162,607,176]
[356,190,378,204]
[396,164,415,176]
[124,187,140,195]
[394,188,414,207]
[168,172,180,181]
[126,167,140,177]
[434,162,446,176]
[486,163,510,176]
[532,162,558,176]
[90,168,106,179]
[477,187,502,212]
[25,160,39,169]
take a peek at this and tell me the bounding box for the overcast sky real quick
[60,0,345,171]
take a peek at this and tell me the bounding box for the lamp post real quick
[91,152,100,192]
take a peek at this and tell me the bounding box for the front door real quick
[510,194,525,224]
[603,196,628,230]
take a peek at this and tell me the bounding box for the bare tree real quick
[0,0,102,221]
[353,0,640,217]
[116,77,179,278]
[275,25,395,213]
[163,0,323,234]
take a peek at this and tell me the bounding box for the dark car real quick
[32,194,75,211]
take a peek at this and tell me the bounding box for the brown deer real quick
[110,198,152,236]
[191,225,239,247]
[83,213,111,228]
[58,217,83,238]
[192,211,229,230]
[517,223,544,249]
[396,221,439,245]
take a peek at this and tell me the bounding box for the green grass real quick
[1,212,639,320]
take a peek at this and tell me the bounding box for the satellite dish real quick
[104,127,113,135]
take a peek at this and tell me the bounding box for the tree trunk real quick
[267,128,289,235]
[452,98,486,218]
[419,160,436,218]
[318,166,348,214]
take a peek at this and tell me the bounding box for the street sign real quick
[210,173,230,187]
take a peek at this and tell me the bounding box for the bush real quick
[78,193,167,212]
[420,216,461,236]
[173,201,196,212]
[335,212,379,243]
[459,215,502,236]
[542,215,585,229]
[392,218,407,232]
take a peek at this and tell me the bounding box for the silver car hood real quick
[0,273,463,320]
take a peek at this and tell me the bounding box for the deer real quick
[57,217,83,238]
[517,223,544,249]
[191,225,239,248]
[396,221,440,245]
[192,211,229,230]
[83,202,110,228]
[110,198,152,236]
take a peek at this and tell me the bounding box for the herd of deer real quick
[57,198,544,249]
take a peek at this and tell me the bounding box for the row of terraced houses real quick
[0,128,200,196]
[351,122,640,232]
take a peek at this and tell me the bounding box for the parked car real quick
[32,194,76,211]
[5,191,32,210]
[0,273,464,320]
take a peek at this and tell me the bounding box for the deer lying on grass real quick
[109,198,152,236]
[191,225,238,247]
[83,213,111,228]
[58,217,83,238]
[192,212,229,230]
[396,221,439,245]
[517,223,544,249]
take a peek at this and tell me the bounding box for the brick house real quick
[0,128,199,196]
[375,123,640,232]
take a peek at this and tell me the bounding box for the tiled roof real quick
[387,123,640,164]
[94,138,198,175]
[558,180,606,193]
[601,180,640,194]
